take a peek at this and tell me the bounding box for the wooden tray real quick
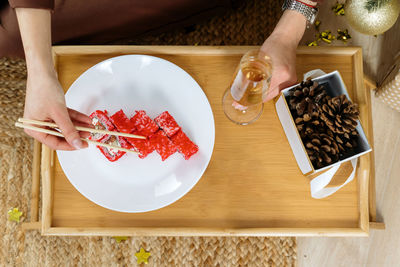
[34,46,376,236]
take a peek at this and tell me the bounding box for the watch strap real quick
[282,0,318,24]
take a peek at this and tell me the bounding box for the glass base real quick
[222,88,264,125]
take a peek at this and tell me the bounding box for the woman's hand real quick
[24,72,91,150]
[261,10,308,102]
[261,33,297,102]
[15,8,91,150]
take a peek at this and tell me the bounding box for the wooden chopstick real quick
[18,118,146,140]
[84,139,137,154]
[15,122,138,154]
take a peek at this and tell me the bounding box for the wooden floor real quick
[298,95,400,267]
[298,1,400,266]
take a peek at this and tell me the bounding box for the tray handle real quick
[21,140,42,231]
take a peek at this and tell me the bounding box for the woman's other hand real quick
[261,10,307,102]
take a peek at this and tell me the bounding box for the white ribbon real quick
[310,158,357,199]
[303,69,326,80]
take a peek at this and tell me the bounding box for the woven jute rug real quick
[110,0,281,46]
[0,0,297,266]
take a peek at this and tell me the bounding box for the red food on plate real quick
[91,109,198,162]
[118,136,133,150]
[150,130,177,161]
[171,130,199,160]
[154,111,181,137]
[126,135,154,159]
[110,109,136,133]
[130,110,159,137]
[96,136,126,162]
[89,110,115,142]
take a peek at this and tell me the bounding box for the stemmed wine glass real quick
[222,50,272,125]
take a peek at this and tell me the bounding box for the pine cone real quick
[288,79,326,119]
[305,131,340,169]
[287,80,360,169]
[318,94,359,135]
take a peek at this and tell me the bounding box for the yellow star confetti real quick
[8,208,23,222]
[135,248,151,264]
[112,236,128,243]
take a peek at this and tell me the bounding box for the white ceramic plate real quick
[57,55,215,213]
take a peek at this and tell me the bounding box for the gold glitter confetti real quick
[314,20,321,31]
[337,29,352,43]
[332,2,345,16]
[135,248,151,264]
[112,236,128,243]
[308,40,319,46]
[8,208,23,222]
[319,30,336,44]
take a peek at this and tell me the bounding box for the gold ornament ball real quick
[345,0,400,35]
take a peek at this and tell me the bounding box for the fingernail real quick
[72,139,83,150]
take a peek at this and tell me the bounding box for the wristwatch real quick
[282,0,318,25]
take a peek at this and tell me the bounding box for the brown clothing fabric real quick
[0,0,233,58]
[9,0,54,9]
